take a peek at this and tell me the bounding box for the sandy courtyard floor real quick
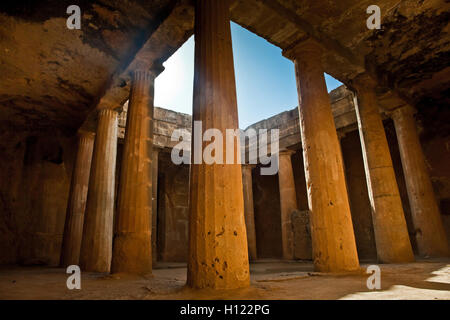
[0,259,449,300]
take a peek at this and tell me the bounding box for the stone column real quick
[187,0,250,289]
[60,130,95,267]
[352,74,414,263]
[152,148,159,265]
[79,108,118,272]
[242,164,257,261]
[111,67,161,274]
[284,39,359,272]
[277,150,298,260]
[392,105,449,257]
[337,131,347,141]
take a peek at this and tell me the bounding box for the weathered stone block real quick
[291,210,312,260]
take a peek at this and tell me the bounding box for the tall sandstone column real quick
[152,148,159,265]
[353,74,414,263]
[242,165,257,261]
[80,108,118,272]
[187,0,250,289]
[112,68,160,274]
[277,150,298,260]
[284,39,360,272]
[392,105,449,257]
[60,130,95,267]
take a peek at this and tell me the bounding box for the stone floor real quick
[0,259,449,300]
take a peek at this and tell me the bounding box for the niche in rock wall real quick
[18,132,74,266]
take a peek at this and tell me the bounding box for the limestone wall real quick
[0,129,76,265]
[119,104,192,148]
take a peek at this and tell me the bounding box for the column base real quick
[111,232,152,274]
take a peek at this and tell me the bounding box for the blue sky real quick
[155,22,342,129]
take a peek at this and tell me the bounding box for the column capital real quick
[351,73,378,92]
[96,107,119,117]
[153,146,163,154]
[278,149,296,157]
[337,130,347,140]
[283,38,323,61]
[390,104,417,121]
[242,163,257,171]
[131,63,165,79]
[77,129,95,139]
[96,103,121,112]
